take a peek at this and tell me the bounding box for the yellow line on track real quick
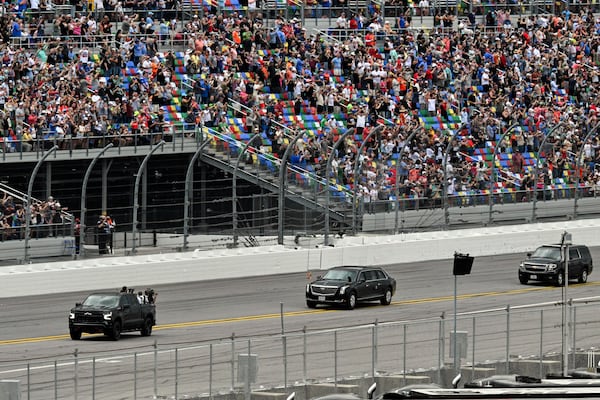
[2,282,596,346]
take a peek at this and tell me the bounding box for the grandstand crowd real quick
[1,0,600,213]
[0,192,67,241]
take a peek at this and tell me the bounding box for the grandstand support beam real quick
[24,145,59,263]
[325,128,355,247]
[183,129,211,252]
[131,141,166,255]
[394,125,421,234]
[233,134,262,248]
[573,122,600,220]
[79,143,114,259]
[443,124,467,229]
[531,121,567,223]
[278,130,306,245]
[487,123,520,226]
[352,125,384,235]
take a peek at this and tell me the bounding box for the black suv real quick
[519,244,593,286]
[305,266,397,309]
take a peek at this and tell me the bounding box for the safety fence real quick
[1,296,599,400]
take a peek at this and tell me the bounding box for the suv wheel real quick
[556,272,565,286]
[346,292,357,310]
[306,300,317,309]
[579,269,588,284]
[519,274,528,285]
[381,288,392,305]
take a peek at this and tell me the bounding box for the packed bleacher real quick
[1,0,600,215]
[0,191,69,241]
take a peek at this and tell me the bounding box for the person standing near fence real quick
[97,214,109,255]
[105,215,115,254]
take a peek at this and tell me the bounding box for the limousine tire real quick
[380,288,393,305]
[306,300,317,309]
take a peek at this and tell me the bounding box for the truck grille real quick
[311,285,338,296]
[524,264,548,273]
[74,312,104,323]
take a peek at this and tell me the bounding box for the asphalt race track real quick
[1,250,600,399]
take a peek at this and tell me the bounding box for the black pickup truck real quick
[68,291,156,340]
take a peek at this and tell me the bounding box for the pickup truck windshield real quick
[82,294,120,308]
[532,247,562,261]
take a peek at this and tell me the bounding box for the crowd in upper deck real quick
[1,0,600,207]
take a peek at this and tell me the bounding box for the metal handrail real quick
[0,182,75,223]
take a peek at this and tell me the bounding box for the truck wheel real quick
[519,274,528,285]
[109,320,122,341]
[70,328,82,340]
[141,317,153,336]
[306,300,317,309]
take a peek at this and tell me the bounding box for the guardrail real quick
[2,296,599,400]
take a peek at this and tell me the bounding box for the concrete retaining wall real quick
[1,219,599,298]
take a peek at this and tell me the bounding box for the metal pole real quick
[24,145,58,263]
[453,274,458,372]
[438,313,444,384]
[371,319,378,378]
[183,129,210,251]
[352,125,384,235]
[443,125,465,228]
[283,335,288,392]
[325,128,355,246]
[488,123,519,225]
[74,348,78,400]
[574,122,600,219]
[278,130,305,244]
[27,363,30,400]
[334,330,338,389]
[209,344,214,400]
[539,309,544,378]
[245,340,251,400]
[532,122,566,222]
[134,352,137,400]
[280,302,285,335]
[506,305,510,374]
[233,134,262,247]
[231,333,236,391]
[80,143,113,259]
[472,317,475,378]
[54,360,58,400]
[403,324,407,384]
[175,348,179,400]
[562,231,571,376]
[131,141,165,254]
[154,340,158,398]
[394,126,420,233]
[571,303,576,371]
[303,326,307,384]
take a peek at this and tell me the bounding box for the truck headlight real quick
[69,313,75,320]
[519,263,525,271]
[547,264,557,271]
[306,284,311,294]
[340,285,349,295]
[103,312,113,320]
